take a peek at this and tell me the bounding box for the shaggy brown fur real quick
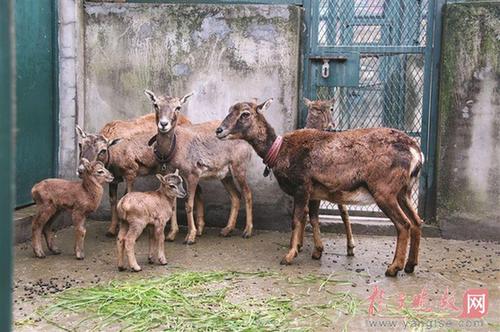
[217,100,424,277]
[116,171,186,272]
[31,159,114,259]
[303,98,355,257]
[100,113,190,140]
[75,112,195,239]
[145,90,254,244]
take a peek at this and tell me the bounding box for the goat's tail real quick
[408,145,424,178]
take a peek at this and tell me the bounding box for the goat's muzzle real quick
[215,127,228,139]
[158,120,171,133]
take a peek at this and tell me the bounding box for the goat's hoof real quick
[280,257,293,265]
[220,228,232,237]
[148,257,154,264]
[49,248,61,255]
[34,252,46,259]
[311,251,323,260]
[76,255,85,260]
[105,231,116,238]
[385,267,400,277]
[165,236,176,242]
[242,231,252,239]
[158,258,168,266]
[347,248,355,257]
[183,239,196,245]
[404,263,416,274]
[118,266,126,272]
[297,245,303,252]
[132,266,142,272]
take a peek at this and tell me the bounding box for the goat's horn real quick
[75,125,86,138]
[174,169,179,176]
[144,89,157,102]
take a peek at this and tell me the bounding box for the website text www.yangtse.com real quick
[365,318,485,330]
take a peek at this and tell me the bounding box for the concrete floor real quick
[13,220,500,331]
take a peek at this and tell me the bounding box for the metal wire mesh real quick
[314,0,429,215]
[318,0,429,49]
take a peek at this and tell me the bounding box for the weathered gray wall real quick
[436,3,500,241]
[81,3,302,230]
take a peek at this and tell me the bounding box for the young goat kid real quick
[216,99,424,277]
[303,98,355,256]
[31,159,114,259]
[116,170,186,272]
[76,110,194,239]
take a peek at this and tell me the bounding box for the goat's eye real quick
[241,112,250,119]
[169,184,176,189]
[330,107,334,112]
[175,106,181,112]
[99,149,106,155]
[97,170,104,174]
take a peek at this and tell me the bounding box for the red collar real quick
[263,135,283,169]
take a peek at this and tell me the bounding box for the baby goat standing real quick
[31,159,114,259]
[116,170,186,272]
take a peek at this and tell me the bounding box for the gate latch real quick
[321,59,330,78]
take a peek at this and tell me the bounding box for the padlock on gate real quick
[321,59,330,78]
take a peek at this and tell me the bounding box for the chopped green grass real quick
[43,271,295,332]
[30,270,475,332]
[39,270,364,332]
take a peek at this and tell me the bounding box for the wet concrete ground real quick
[13,220,500,331]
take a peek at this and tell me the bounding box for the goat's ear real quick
[155,174,165,184]
[81,158,91,169]
[75,125,87,139]
[108,138,121,147]
[144,89,157,103]
[148,135,157,146]
[256,98,273,112]
[174,169,179,176]
[303,97,312,107]
[180,91,194,104]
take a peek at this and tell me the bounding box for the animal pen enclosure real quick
[4,0,500,331]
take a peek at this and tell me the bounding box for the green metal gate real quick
[15,0,58,207]
[302,0,442,218]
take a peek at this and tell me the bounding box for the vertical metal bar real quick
[423,0,445,221]
[299,0,313,127]
[419,0,443,220]
[0,0,14,330]
[52,0,60,175]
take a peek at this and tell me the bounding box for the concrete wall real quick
[61,2,302,230]
[436,2,500,241]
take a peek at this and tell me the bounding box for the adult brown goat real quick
[146,90,254,244]
[216,99,424,277]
